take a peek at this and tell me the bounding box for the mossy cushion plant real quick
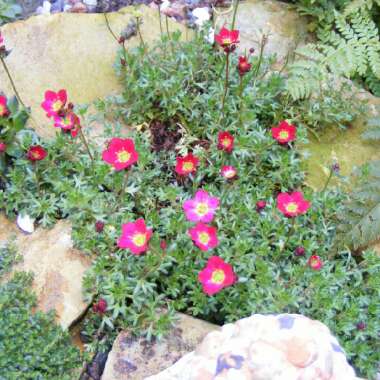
[0,245,81,380]
[0,24,379,379]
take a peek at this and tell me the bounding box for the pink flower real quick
[0,32,4,47]
[271,121,296,144]
[102,138,139,171]
[41,90,67,118]
[198,256,236,296]
[221,165,237,180]
[215,27,239,48]
[0,142,6,153]
[308,255,323,270]
[117,218,153,255]
[188,222,219,251]
[183,190,219,223]
[175,153,199,176]
[217,131,234,153]
[0,95,9,117]
[277,191,310,218]
[27,145,47,161]
[53,112,78,130]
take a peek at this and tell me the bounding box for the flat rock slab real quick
[0,214,91,328]
[0,6,188,138]
[215,0,309,61]
[101,313,218,380]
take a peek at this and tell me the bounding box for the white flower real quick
[17,214,35,234]
[192,7,211,28]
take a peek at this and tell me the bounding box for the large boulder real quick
[0,6,188,138]
[215,0,309,61]
[147,314,359,380]
[101,313,218,380]
[0,214,91,328]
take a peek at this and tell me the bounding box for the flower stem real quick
[221,52,230,114]
[283,217,296,251]
[252,34,267,86]
[136,18,146,49]
[78,126,94,162]
[158,6,163,37]
[238,75,244,127]
[231,0,240,30]
[165,15,174,55]
[1,57,26,108]
[322,167,333,193]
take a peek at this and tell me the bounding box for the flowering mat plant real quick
[0,27,379,379]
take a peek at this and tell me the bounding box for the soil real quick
[150,120,182,152]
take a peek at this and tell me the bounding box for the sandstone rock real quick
[0,6,188,138]
[101,313,218,380]
[215,0,309,61]
[147,314,358,380]
[0,214,91,328]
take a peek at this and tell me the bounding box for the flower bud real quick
[0,142,6,153]
[294,246,305,256]
[95,221,105,233]
[356,321,366,330]
[256,200,267,212]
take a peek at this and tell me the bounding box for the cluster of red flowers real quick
[41,89,80,137]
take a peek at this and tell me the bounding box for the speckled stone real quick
[101,313,218,380]
[147,314,359,380]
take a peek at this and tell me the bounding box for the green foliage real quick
[0,34,378,378]
[0,271,81,379]
[338,158,380,250]
[0,95,32,178]
[0,240,20,277]
[0,0,21,25]
[287,0,380,98]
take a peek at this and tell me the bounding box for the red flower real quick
[0,142,6,153]
[198,256,236,296]
[277,191,310,218]
[215,27,239,48]
[0,95,9,117]
[117,218,153,255]
[188,222,219,251]
[237,55,251,76]
[0,32,4,47]
[27,145,47,161]
[175,153,199,176]
[308,255,323,270]
[41,90,67,118]
[256,200,267,212]
[217,131,234,153]
[160,240,167,251]
[95,221,105,233]
[53,112,79,130]
[93,298,107,314]
[271,121,296,144]
[221,165,237,180]
[102,138,138,171]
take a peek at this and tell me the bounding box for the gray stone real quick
[215,0,309,61]
[101,313,218,380]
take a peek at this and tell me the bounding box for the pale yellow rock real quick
[0,6,188,138]
[0,214,91,328]
[101,313,219,380]
[215,0,309,61]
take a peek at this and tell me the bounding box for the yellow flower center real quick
[196,202,209,216]
[222,38,231,45]
[279,131,289,140]
[32,151,40,159]
[285,202,298,213]
[0,104,4,115]
[117,150,131,163]
[224,169,235,178]
[183,161,194,172]
[211,269,225,284]
[132,233,146,247]
[53,100,63,112]
[198,232,210,245]
[222,138,231,147]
